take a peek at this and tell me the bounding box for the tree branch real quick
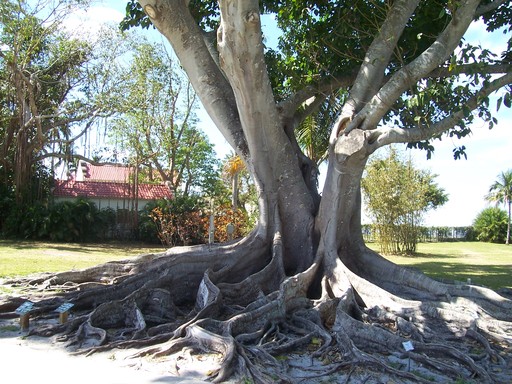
[335,0,421,139]
[46,116,100,147]
[349,0,482,133]
[278,73,356,119]
[352,0,420,106]
[137,0,248,158]
[35,152,123,166]
[369,72,512,149]
[475,0,508,18]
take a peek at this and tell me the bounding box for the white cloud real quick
[62,6,124,40]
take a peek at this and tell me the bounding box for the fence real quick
[362,225,474,243]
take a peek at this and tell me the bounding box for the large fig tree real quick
[2,1,512,383]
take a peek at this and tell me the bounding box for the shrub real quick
[146,195,208,247]
[96,207,117,239]
[210,203,250,242]
[138,207,161,244]
[2,198,113,242]
[144,197,252,247]
[473,207,508,243]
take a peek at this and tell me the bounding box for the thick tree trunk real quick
[216,0,316,273]
[14,123,34,204]
[317,129,368,252]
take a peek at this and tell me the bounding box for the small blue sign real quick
[15,301,33,315]
[402,340,414,351]
[55,303,74,313]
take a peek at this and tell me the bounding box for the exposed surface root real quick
[1,239,511,383]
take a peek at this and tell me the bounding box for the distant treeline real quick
[362,225,475,243]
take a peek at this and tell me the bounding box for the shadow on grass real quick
[403,252,457,260]
[3,241,95,254]
[0,240,164,254]
[401,260,512,290]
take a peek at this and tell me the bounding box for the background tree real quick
[221,153,258,233]
[0,0,124,205]
[362,147,448,254]
[3,1,512,383]
[222,153,245,210]
[486,169,512,244]
[473,206,509,243]
[109,40,220,197]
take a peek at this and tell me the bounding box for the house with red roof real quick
[53,161,172,211]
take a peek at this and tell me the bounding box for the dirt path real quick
[0,318,210,384]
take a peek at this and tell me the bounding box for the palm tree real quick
[223,154,245,211]
[295,93,340,167]
[486,169,512,245]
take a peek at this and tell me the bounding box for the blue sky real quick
[77,1,511,227]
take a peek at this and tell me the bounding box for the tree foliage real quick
[486,169,512,244]
[473,206,509,243]
[362,147,448,254]
[109,40,220,197]
[0,0,127,204]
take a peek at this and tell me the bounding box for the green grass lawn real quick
[0,240,510,291]
[0,240,165,279]
[369,242,512,290]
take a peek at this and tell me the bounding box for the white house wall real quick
[54,197,153,211]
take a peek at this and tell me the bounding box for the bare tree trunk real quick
[231,172,238,211]
[14,117,34,204]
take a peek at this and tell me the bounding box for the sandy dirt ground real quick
[0,316,393,384]
[1,315,494,384]
[0,317,212,384]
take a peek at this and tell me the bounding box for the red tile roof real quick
[54,180,172,200]
[81,163,130,182]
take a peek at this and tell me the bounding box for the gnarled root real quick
[1,236,511,383]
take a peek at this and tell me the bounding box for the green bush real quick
[138,202,163,244]
[4,201,48,239]
[97,208,117,240]
[2,198,114,242]
[0,184,15,235]
[473,207,508,243]
[464,226,477,241]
